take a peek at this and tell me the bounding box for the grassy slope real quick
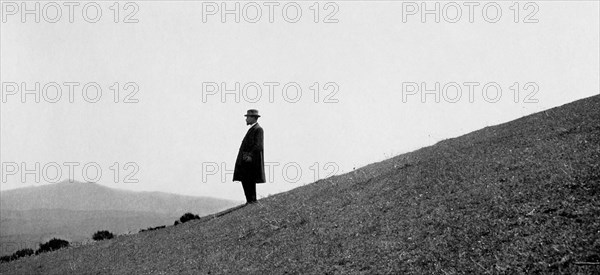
[0,208,177,255]
[1,95,599,274]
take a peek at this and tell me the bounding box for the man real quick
[233,109,265,204]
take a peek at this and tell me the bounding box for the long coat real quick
[233,123,266,183]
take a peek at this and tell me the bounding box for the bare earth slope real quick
[1,95,599,274]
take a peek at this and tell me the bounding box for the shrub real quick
[179,212,200,224]
[0,255,11,263]
[174,220,180,226]
[13,248,34,258]
[36,238,69,254]
[92,230,114,241]
[0,248,35,264]
[139,225,166,233]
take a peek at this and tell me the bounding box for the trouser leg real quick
[242,181,256,203]
[249,182,256,202]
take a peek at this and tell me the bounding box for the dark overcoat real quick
[233,123,266,183]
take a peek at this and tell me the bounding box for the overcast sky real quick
[1,1,598,201]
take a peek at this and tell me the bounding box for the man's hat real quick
[244,109,260,117]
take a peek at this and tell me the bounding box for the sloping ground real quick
[0,182,238,257]
[0,209,176,256]
[2,95,599,274]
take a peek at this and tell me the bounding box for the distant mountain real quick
[0,181,238,255]
[1,181,237,216]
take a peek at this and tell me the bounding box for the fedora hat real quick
[244,109,260,117]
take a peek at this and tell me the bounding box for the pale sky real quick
[1,1,599,201]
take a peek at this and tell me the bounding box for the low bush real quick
[36,238,69,254]
[14,248,34,258]
[140,225,166,233]
[92,230,115,241]
[0,255,12,263]
[0,248,35,264]
[179,212,200,224]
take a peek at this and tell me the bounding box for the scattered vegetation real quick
[139,225,166,233]
[36,238,70,254]
[1,213,200,264]
[0,249,34,263]
[13,249,34,259]
[178,212,200,224]
[1,212,199,263]
[1,239,72,264]
[1,237,72,263]
[92,230,115,241]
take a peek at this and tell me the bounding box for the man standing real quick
[233,109,265,204]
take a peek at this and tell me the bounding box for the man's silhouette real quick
[233,109,265,204]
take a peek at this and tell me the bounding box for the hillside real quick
[0,182,238,256]
[1,95,599,274]
[0,209,174,255]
